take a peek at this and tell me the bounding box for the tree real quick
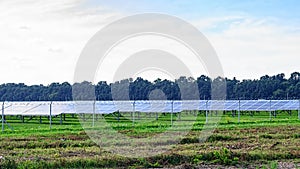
[0,72,299,101]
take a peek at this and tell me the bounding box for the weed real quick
[213,148,235,165]
[0,157,17,169]
[259,134,273,139]
[270,161,278,169]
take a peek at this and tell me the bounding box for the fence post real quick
[171,101,173,126]
[238,100,241,123]
[205,100,208,123]
[92,100,95,127]
[50,101,52,130]
[132,101,135,126]
[2,101,4,132]
[269,100,272,121]
[298,99,300,120]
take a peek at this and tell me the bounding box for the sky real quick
[0,0,299,85]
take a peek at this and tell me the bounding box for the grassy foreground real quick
[0,111,300,168]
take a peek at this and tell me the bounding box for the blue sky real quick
[0,0,299,84]
[83,0,300,38]
[85,0,300,21]
[81,0,300,36]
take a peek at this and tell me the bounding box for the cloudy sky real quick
[0,0,299,85]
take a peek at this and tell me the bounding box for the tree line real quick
[0,72,299,101]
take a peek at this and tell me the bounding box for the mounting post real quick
[92,100,95,127]
[50,101,52,130]
[205,100,208,123]
[238,100,241,123]
[132,101,135,126]
[117,110,120,122]
[60,114,62,125]
[2,101,4,132]
[269,100,272,121]
[298,99,300,120]
[171,101,173,126]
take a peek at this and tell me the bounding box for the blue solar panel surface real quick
[1,100,299,115]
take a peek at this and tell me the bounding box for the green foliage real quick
[207,135,235,142]
[191,148,239,165]
[180,137,199,144]
[292,133,300,138]
[270,161,278,169]
[259,134,273,139]
[0,72,300,101]
[212,148,237,165]
[0,157,17,169]
[131,158,161,168]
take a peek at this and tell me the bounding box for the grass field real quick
[1,111,300,168]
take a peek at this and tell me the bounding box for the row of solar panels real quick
[1,100,299,116]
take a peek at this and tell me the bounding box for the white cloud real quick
[191,15,246,31]
[0,0,121,85]
[197,17,300,80]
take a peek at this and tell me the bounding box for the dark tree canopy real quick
[0,72,299,101]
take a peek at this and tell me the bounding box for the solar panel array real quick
[1,100,299,116]
[3,102,60,116]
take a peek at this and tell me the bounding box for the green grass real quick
[0,111,300,168]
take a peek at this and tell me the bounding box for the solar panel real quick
[1,100,299,116]
[3,102,61,116]
[3,102,21,116]
[96,101,118,114]
[282,100,299,110]
[200,100,209,110]
[207,100,226,111]
[135,101,181,113]
[181,100,201,111]
[270,100,288,111]
[52,101,76,114]
[21,102,54,116]
[114,101,134,112]
[172,101,182,112]
[239,100,269,111]
[134,101,151,112]
[74,101,94,114]
[252,100,270,111]
[224,100,239,111]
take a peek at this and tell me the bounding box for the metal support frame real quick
[117,111,120,122]
[238,100,241,123]
[1,100,300,132]
[132,101,135,126]
[60,114,63,125]
[171,101,174,126]
[298,99,300,120]
[49,101,52,130]
[92,100,95,127]
[1,102,4,132]
[205,100,208,123]
[1,102,13,132]
[269,100,272,121]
